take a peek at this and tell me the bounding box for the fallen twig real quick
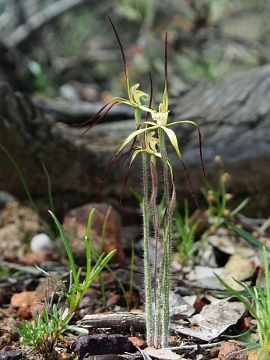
[166,341,221,351]
[78,312,145,330]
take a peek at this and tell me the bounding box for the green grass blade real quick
[42,307,49,333]
[224,326,256,339]
[48,211,77,280]
[86,209,95,283]
[89,250,116,283]
[0,142,37,211]
[226,221,270,252]
[230,197,250,217]
[215,273,255,316]
[263,248,270,318]
[42,163,55,214]
[52,304,59,323]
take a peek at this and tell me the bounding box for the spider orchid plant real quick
[82,18,204,348]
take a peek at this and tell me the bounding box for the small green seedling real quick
[175,200,201,266]
[202,171,249,230]
[17,209,116,359]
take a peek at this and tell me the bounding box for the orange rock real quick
[21,252,52,265]
[17,303,43,320]
[128,336,146,349]
[17,306,33,320]
[106,292,121,307]
[218,341,248,360]
[248,350,267,360]
[58,353,72,360]
[243,316,253,330]
[63,203,124,264]
[168,336,179,347]
[193,297,204,313]
[11,291,44,308]
[209,346,220,358]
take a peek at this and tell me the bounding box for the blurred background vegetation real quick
[1,0,270,101]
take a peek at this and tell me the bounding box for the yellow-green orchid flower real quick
[87,24,204,207]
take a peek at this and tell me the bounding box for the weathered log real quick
[78,312,225,343]
[78,312,145,330]
[33,97,134,123]
[0,65,270,214]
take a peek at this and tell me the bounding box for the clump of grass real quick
[175,199,201,266]
[216,248,270,359]
[202,158,249,231]
[17,209,116,359]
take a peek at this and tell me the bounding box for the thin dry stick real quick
[167,341,221,351]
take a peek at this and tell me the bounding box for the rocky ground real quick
[0,184,269,359]
[1,1,270,359]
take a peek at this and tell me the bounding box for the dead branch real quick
[4,0,87,48]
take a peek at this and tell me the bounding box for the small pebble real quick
[0,191,16,209]
[31,233,53,253]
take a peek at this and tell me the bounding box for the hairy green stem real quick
[150,160,159,306]
[158,128,174,347]
[154,223,168,348]
[136,109,153,346]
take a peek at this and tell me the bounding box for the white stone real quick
[31,233,53,253]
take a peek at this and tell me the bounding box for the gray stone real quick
[30,233,53,253]
[75,335,136,358]
[0,191,16,209]
[0,351,25,360]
